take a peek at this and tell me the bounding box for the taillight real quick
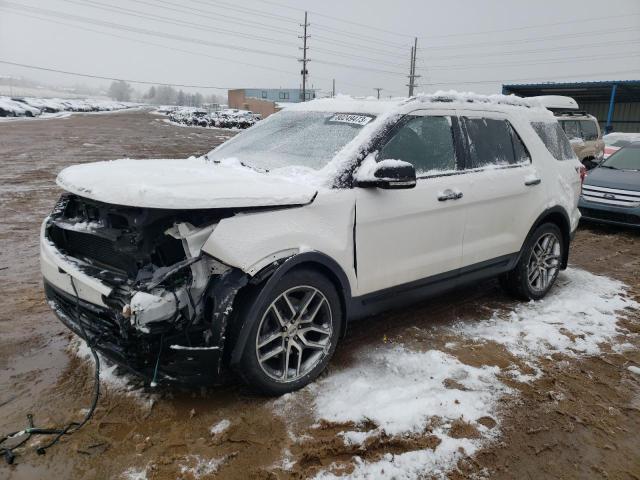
[577,165,587,186]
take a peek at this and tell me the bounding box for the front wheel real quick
[500,223,564,300]
[237,268,342,395]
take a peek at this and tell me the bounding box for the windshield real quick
[601,146,640,170]
[206,110,375,171]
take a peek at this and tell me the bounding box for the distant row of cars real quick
[0,96,138,118]
[161,106,261,129]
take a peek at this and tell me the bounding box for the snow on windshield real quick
[205,110,375,172]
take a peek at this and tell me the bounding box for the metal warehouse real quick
[503,80,640,133]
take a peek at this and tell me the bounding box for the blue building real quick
[229,88,317,105]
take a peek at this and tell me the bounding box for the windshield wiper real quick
[599,165,618,170]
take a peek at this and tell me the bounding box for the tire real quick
[500,223,564,301]
[236,268,342,395]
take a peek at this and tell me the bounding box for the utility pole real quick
[407,37,420,97]
[299,11,310,102]
[332,78,335,97]
[374,88,383,99]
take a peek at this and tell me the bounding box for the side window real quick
[531,122,577,161]
[561,120,580,140]
[378,116,456,174]
[580,120,598,141]
[462,117,520,168]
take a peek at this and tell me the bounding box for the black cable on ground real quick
[0,275,101,465]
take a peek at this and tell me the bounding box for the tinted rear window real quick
[579,120,599,141]
[531,122,576,161]
[462,118,530,168]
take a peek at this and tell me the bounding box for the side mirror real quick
[355,159,417,189]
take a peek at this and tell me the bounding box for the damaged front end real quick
[42,193,250,385]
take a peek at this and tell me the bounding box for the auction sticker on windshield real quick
[328,113,374,126]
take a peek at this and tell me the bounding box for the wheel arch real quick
[228,251,352,367]
[520,206,572,269]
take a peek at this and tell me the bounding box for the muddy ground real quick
[0,110,638,479]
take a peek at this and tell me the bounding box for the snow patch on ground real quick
[209,419,231,435]
[313,348,508,437]
[70,336,151,403]
[290,267,636,479]
[455,268,637,363]
[121,466,148,480]
[317,435,478,480]
[629,366,640,375]
[179,454,226,477]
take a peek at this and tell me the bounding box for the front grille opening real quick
[49,224,133,275]
[580,207,640,225]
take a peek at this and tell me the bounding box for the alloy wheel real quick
[255,286,333,382]
[527,232,561,292]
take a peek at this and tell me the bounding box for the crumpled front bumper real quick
[45,280,224,385]
[41,219,247,386]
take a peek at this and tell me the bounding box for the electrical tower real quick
[374,88,383,99]
[407,37,420,97]
[299,11,310,102]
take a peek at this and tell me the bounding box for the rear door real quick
[354,110,471,296]
[457,112,547,268]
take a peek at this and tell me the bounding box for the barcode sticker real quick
[328,113,373,126]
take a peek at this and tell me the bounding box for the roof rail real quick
[406,92,539,108]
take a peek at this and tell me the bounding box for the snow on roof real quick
[285,94,405,115]
[283,91,554,118]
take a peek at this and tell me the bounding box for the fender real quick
[229,251,352,366]
[517,206,572,269]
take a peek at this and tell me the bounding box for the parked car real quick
[555,112,604,169]
[603,132,640,159]
[0,97,40,117]
[42,94,583,394]
[579,142,640,227]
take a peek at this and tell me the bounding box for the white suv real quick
[41,93,583,394]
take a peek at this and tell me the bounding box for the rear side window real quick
[462,118,530,168]
[531,122,576,161]
[580,120,599,141]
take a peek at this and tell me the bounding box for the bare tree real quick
[108,80,132,102]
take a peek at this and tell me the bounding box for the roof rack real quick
[407,92,537,109]
[553,110,590,117]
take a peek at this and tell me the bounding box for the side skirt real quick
[347,253,518,321]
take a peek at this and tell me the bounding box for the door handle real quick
[525,178,542,186]
[437,190,463,201]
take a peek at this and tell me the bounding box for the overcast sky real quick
[1,0,639,98]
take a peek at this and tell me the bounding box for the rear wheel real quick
[237,268,342,395]
[500,223,563,300]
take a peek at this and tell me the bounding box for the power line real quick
[416,37,640,63]
[418,68,640,87]
[59,0,300,49]
[418,12,640,40]
[1,10,302,78]
[0,59,232,89]
[1,2,297,60]
[132,0,300,36]
[418,26,639,51]
[415,51,640,72]
[2,10,402,96]
[257,0,415,39]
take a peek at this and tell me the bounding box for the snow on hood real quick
[56,157,318,209]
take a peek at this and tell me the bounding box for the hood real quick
[585,166,640,192]
[56,158,318,209]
